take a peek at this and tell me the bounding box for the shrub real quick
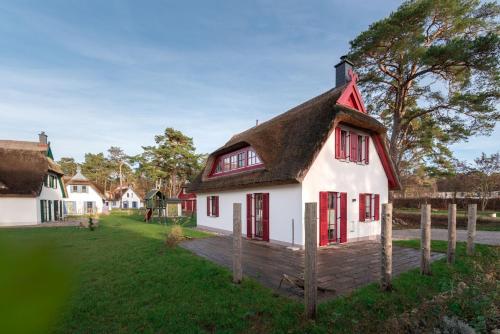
[164,225,183,248]
[88,217,95,231]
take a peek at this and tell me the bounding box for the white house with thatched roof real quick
[0,132,67,226]
[189,58,401,248]
[64,167,107,215]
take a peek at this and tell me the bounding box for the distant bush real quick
[164,225,183,248]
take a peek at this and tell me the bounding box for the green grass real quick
[0,213,498,333]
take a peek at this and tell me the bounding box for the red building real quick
[177,186,197,214]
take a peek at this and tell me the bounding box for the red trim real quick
[374,194,380,221]
[246,194,252,239]
[365,136,370,164]
[206,197,210,216]
[336,70,367,113]
[319,192,329,246]
[262,193,269,242]
[359,193,365,222]
[214,196,219,217]
[209,146,264,177]
[339,193,347,243]
[334,127,341,159]
[350,132,358,162]
[372,134,399,190]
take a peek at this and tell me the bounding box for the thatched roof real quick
[189,85,400,193]
[0,140,64,197]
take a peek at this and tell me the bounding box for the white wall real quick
[65,185,105,215]
[0,197,38,226]
[36,177,66,223]
[302,125,389,244]
[196,184,302,246]
[110,188,143,209]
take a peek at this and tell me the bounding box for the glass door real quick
[327,193,337,243]
[254,194,263,239]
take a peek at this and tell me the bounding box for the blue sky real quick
[0,0,497,163]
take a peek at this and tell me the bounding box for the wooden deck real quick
[181,236,445,300]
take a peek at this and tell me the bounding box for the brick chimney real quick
[38,131,48,145]
[335,55,354,87]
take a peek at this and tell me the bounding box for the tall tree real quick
[349,0,500,178]
[470,152,500,211]
[107,146,128,209]
[140,128,201,197]
[81,153,111,192]
[57,157,78,176]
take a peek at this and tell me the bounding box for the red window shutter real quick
[359,193,365,222]
[215,196,219,217]
[350,132,358,162]
[374,194,380,221]
[262,193,270,241]
[207,196,210,216]
[319,192,329,246]
[335,127,341,159]
[340,193,347,243]
[246,194,252,239]
[365,136,370,164]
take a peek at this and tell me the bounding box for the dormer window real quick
[210,146,264,177]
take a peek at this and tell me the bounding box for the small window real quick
[359,193,380,222]
[127,193,130,198]
[230,155,238,169]
[237,152,245,168]
[223,157,231,171]
[72,185,78,193]
[82,185,88,193]
[207,196,219,217]
[357,136,364,162]
[340,130,348,159]
[365,194,371,220]
[248,150,261,165]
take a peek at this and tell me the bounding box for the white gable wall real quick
[302,125,389,244]
[196,184,302,246]
[65,185,104,215]
[110,188,143,209]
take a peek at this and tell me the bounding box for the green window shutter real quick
[40,200,44,222]
[48,201,52,221]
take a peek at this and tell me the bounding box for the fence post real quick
[232,203,242,283]
[447,204,457,264]
[304,202,317,320]
[467,204,477,256]
[380,203,393,291]
[420,204,432,275]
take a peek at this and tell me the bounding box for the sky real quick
[0,0,497,163]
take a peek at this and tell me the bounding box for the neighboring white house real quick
[189,58,400,248]
[0,132,67,226]
[109,185,143,209]
[64,167,107,215]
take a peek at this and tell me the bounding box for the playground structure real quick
[144,189,183,223]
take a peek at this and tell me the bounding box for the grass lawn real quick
[0,213,498,333]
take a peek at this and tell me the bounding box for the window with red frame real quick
[358,193,380,222]
[335,127,370,164]
[207,196,219,217]
[211,147,263,176]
